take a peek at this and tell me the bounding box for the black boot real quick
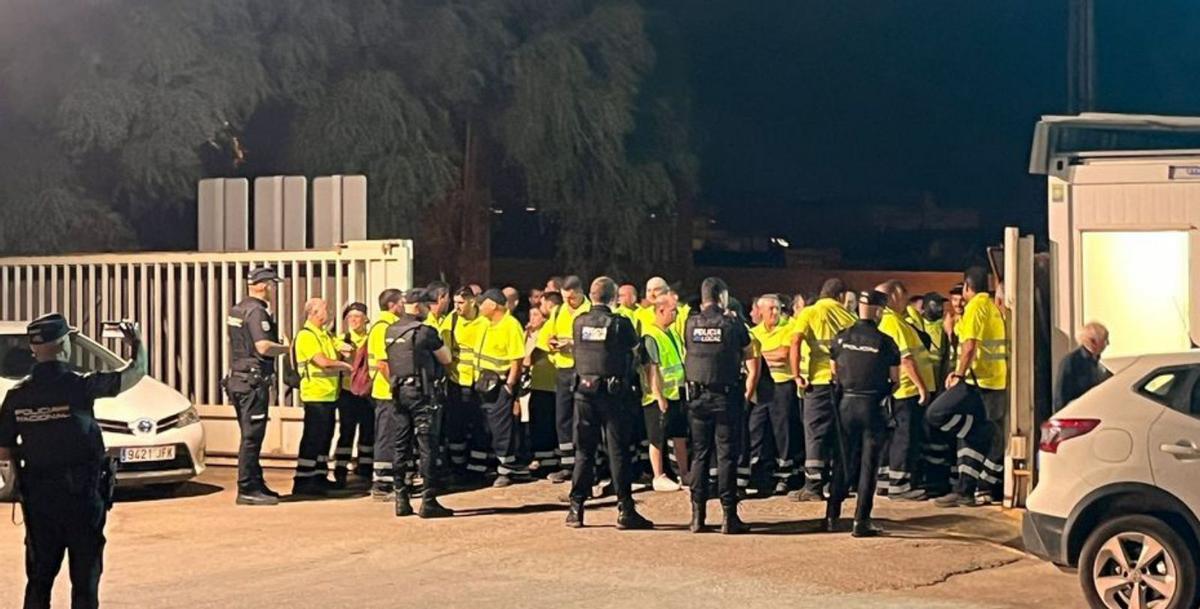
[689,501,707,533]
[419,496,454,519]
[565,499,585,528]
[395,488,414,517]
[721,504,749,535]
[852,519,882,538]
[822,501,842,532]
[616,500,654,531]
[332,469,348,490]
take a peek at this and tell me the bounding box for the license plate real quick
[120,446,176,463]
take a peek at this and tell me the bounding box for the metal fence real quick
[0,240,413,407]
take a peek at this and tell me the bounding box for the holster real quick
[413,399,444,441]
[99,457,118,510]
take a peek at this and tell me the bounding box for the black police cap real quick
[480,289,506,306]
[247,267,282,285]
[858,290,889,307]
[405,288,437,305]
[342,302,368,318]
[28,312,72,345]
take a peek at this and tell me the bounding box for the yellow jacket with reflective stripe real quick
[367,311,399,400]
[751,321,796,384]
[475,313,526,374]
[641,324,685,405]
[793,298,856,385]
[878,309,935,400]
[958,294,1008,390]
[296,321,341,403]
[536,298,591,369]
[441,312,488,386]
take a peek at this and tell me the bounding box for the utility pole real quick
[1067,0,1096,113]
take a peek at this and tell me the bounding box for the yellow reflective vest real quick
[296,321,341,403]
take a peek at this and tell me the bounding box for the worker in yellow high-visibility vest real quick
[535,275,591,483]
[930,268,1009,509]
[366,289,403,499]
[292,298,353,497]
[749,294,802,496]
[640,299,690,492]
[875,280,935,501]
[788,278,856,501]
[440,287,488,479]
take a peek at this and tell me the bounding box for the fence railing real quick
[0,240,413,407]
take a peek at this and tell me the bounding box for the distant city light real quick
[771,237,790,248]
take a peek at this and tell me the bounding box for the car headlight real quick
[176,406,201,427]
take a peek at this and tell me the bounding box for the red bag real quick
[348,337,372,397]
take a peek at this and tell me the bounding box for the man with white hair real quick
[1053,322,1111,412]
[749,294,802,495]
[635,276,670,334]
[292,297,352,496]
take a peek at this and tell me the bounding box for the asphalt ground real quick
[0,467,1086,608]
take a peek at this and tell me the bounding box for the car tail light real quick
[1039,418,1101,454]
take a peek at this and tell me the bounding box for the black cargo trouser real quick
[21,474,107,609]
[569,389,634,504]
[447,384,489,475]
[749,380,800,485]
[372,397,398,491]
[920,391,955,495]
[828,393,886,524]
[689,387,744,508]
[482,386,528,477]
[555,368,578,473]
[925,382,996,498]
[981,388,1007,499]
[886,396,923,495]
[294,400,336,485]
[227,377,270,494]
[393,386,444,499]
[803,384,837,494]
[334,392,375,477]
[527,389,560,472]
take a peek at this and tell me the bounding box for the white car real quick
[1023,351,1200,609]
[0,322,206,489]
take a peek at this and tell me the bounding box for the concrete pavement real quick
[0,467,1085,608]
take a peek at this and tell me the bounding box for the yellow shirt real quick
[367,311,399,400]
[296,321,341,403]
[475,314,526,374]
[958,294,1008,390]
[536,298,591,369]
[441,313,488,386]
[634,306,656,336]
[672,304,691,346]
[750,322,796,384]
[425,311,444,330]
[792,298,856,385]
[878,309,935,400]
[340,329,369,391]
[615,304,639,320]
[527,333,557,392]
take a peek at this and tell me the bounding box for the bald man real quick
[1053,322,1111,412]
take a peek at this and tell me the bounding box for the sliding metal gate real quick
[0,240,413,408]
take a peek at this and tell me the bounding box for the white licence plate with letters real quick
[120,446,176,463]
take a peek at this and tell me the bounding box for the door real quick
[1147,368,1200,513]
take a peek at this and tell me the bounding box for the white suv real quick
[1024,351,1200,609]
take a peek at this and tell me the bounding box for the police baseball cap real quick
[404,288,437,305]
[858,290,889,307]
[480,289,506,306]
[28,313,73,345]
[247,266,282,285]
[949,283,964,296]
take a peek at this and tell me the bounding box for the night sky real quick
[657,1,1200,264]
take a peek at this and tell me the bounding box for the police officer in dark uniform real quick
[565,277,652,530]
[684,277,756,534]
[826,290,901,537]
[0,313,147,609]
[384,288,455,518]
[225,267,289,506]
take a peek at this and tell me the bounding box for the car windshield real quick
[0,333,125,380]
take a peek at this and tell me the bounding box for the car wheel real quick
[1078,514,1197,609]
